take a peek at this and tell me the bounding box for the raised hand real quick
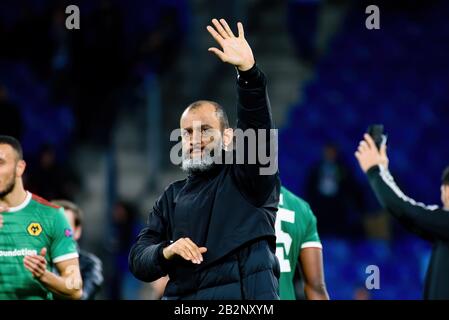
[355,133,389,173]
[206,18,255,71]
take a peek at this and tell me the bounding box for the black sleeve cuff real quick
[157,241,171,270]
[366,165,381,178]
[237,63,265,89]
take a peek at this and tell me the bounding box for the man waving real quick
[129,19,280,300]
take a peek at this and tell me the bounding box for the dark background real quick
[1,0,448,299]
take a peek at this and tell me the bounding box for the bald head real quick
[181,100,229,132]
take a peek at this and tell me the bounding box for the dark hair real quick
[186,100,230,131]
[442,166,449,186]
[52,200,83,227]
[0,135,23,160]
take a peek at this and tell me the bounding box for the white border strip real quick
[53,252,79,263]
[378,165,439,211]
[7,192,32,212]
[301,241,323,249]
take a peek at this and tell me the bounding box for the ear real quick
[74,226,82,241]
[222,128,234,150]
[15,160,26,178]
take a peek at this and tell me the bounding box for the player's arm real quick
[42,257,83,299]
[299,206,329,300]
[23,248,83,299]
[300,248,329,300]
[355,134,449,241]
[207,18,279,207]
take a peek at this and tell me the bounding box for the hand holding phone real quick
[367,124,387,150]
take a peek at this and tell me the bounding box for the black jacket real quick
[79,249,103,300]
[129,65,281,299]
[367,165,449,300]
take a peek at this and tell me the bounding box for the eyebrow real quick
[183,124,214,131]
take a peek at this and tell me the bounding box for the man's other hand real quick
[163,237,207,264]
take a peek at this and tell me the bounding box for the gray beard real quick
[181,152,216,174]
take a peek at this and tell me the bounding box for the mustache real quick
[184,145,220,158]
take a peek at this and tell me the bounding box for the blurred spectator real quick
[108,200,142,299]
[0,85,23,140]
[73,0,125,145]
[52,200,104,300]
[26,144,81,201]
[134,5,184,76]
[305,143,365,237]
[287,0,322,64]
[49,4,74,105]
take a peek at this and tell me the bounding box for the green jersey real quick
[275,186,322,300]
[0,192,78,300]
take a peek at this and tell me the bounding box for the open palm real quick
[207,19,255,71]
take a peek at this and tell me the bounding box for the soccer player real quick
[355,133,449,299]
[51,200,104,300]
[275,186,329,300]
[0,135,83,300]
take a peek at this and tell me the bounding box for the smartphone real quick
[367,124,387,150]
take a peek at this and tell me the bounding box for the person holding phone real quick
[355,131,449,300]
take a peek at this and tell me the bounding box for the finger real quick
[24,259,38,273]
[24,260,45,277]
[40,247,47,257]
[29,259,46,274]
[212,18,229,39]
[208,48,227,62]
[186,238,203,264]
[206,25,224,46]
[359,141,369,152]
[36,262,46,275]
[26,254,45,262]
[184,238,203,262]
[355,151,361,160]
[179,239,197,259]
[237,22,244,38]
[23,262,35,274]
[175,245,194,261]
[179,249,195,262]
[26,257,46,270]
[199,247,208,253]
[219,18,235,37]
[364,134,376,150]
